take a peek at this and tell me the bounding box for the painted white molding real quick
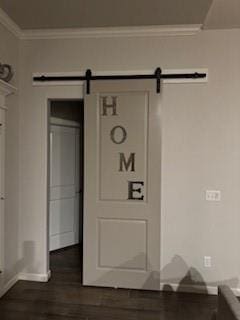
[0,274,18,298]
[21,24,202,40]
[33,69,208,87]
[0,8,202,40]
[160,282,218,295]
[160,283,240,297]
[0,81,17,285]
[162,68,209,83]
[1,275,240,299]
[0,8,22,38]
[0,6,202,40]
[51,117,81,128]
[0,271,51,298]
[18,272,50,282]
[0,80,17,97]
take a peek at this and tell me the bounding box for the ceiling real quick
[0,0,212,30]
[0,0,239,31]
[204,0,240,29]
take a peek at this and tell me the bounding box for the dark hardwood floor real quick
[0,245,217,319]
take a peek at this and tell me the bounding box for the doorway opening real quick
[48,99,84,282]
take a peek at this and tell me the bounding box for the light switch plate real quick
[206,190,221,201]
[204,256,212,267]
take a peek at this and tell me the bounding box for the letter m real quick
[119,153,135,172]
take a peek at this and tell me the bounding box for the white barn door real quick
[83,80,161,290]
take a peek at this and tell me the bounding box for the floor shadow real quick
[89,252,161,291]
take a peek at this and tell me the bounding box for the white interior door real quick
[49,124,80,251]
[0,108,5,275]
[83,80,161,290]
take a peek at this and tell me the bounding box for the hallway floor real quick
[0,245,217,319]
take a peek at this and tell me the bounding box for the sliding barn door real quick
[83,80,161,290]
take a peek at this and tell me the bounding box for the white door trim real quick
[45,87,84,275]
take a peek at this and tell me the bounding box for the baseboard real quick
[231,288,240,297]
[47,270,51,280]
[0,270,51,298]
[18,271,50,282]
[0,274,18,298]
[160,283,240,297]
[1,276,240,299]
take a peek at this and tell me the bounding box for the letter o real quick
[110,126,127,144]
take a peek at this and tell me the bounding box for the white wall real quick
[0,23,20,287]
[19,29,240,291]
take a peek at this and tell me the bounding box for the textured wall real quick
[19,28,240,291]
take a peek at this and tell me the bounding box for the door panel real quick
[49,125,80,251]
[50,198,75,235]
[98,218,147,270]
[83,80,161,290]
[50,126,75,187]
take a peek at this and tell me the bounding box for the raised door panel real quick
[50,126,76,188]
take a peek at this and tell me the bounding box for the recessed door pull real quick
[0,196,5,200]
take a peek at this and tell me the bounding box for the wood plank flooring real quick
[0,245,217,319]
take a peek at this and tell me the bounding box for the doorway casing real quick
[45,86,84,276]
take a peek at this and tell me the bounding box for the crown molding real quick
[0,7,23,38]
[0,7,202,40]
[21,24,202,40]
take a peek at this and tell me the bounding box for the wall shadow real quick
[161,255,239,295]
[161,255,208,294]
[87,253,239,296]
[2,240,37,284]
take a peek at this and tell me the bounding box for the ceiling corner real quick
[0,7,23,38]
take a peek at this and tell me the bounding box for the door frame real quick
[0,107,6,279]
[45,86,84,276]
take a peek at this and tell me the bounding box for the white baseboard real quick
[1,276,240,299]
[47,270,51,280]
[160,283,240,297]
[0,274,18,298]
[18,271,50,282]
[0,270,51,298]
[231,288,240,297]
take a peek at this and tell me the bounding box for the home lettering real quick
[101,96,144,200]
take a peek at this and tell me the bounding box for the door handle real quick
[0,196,5,200]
